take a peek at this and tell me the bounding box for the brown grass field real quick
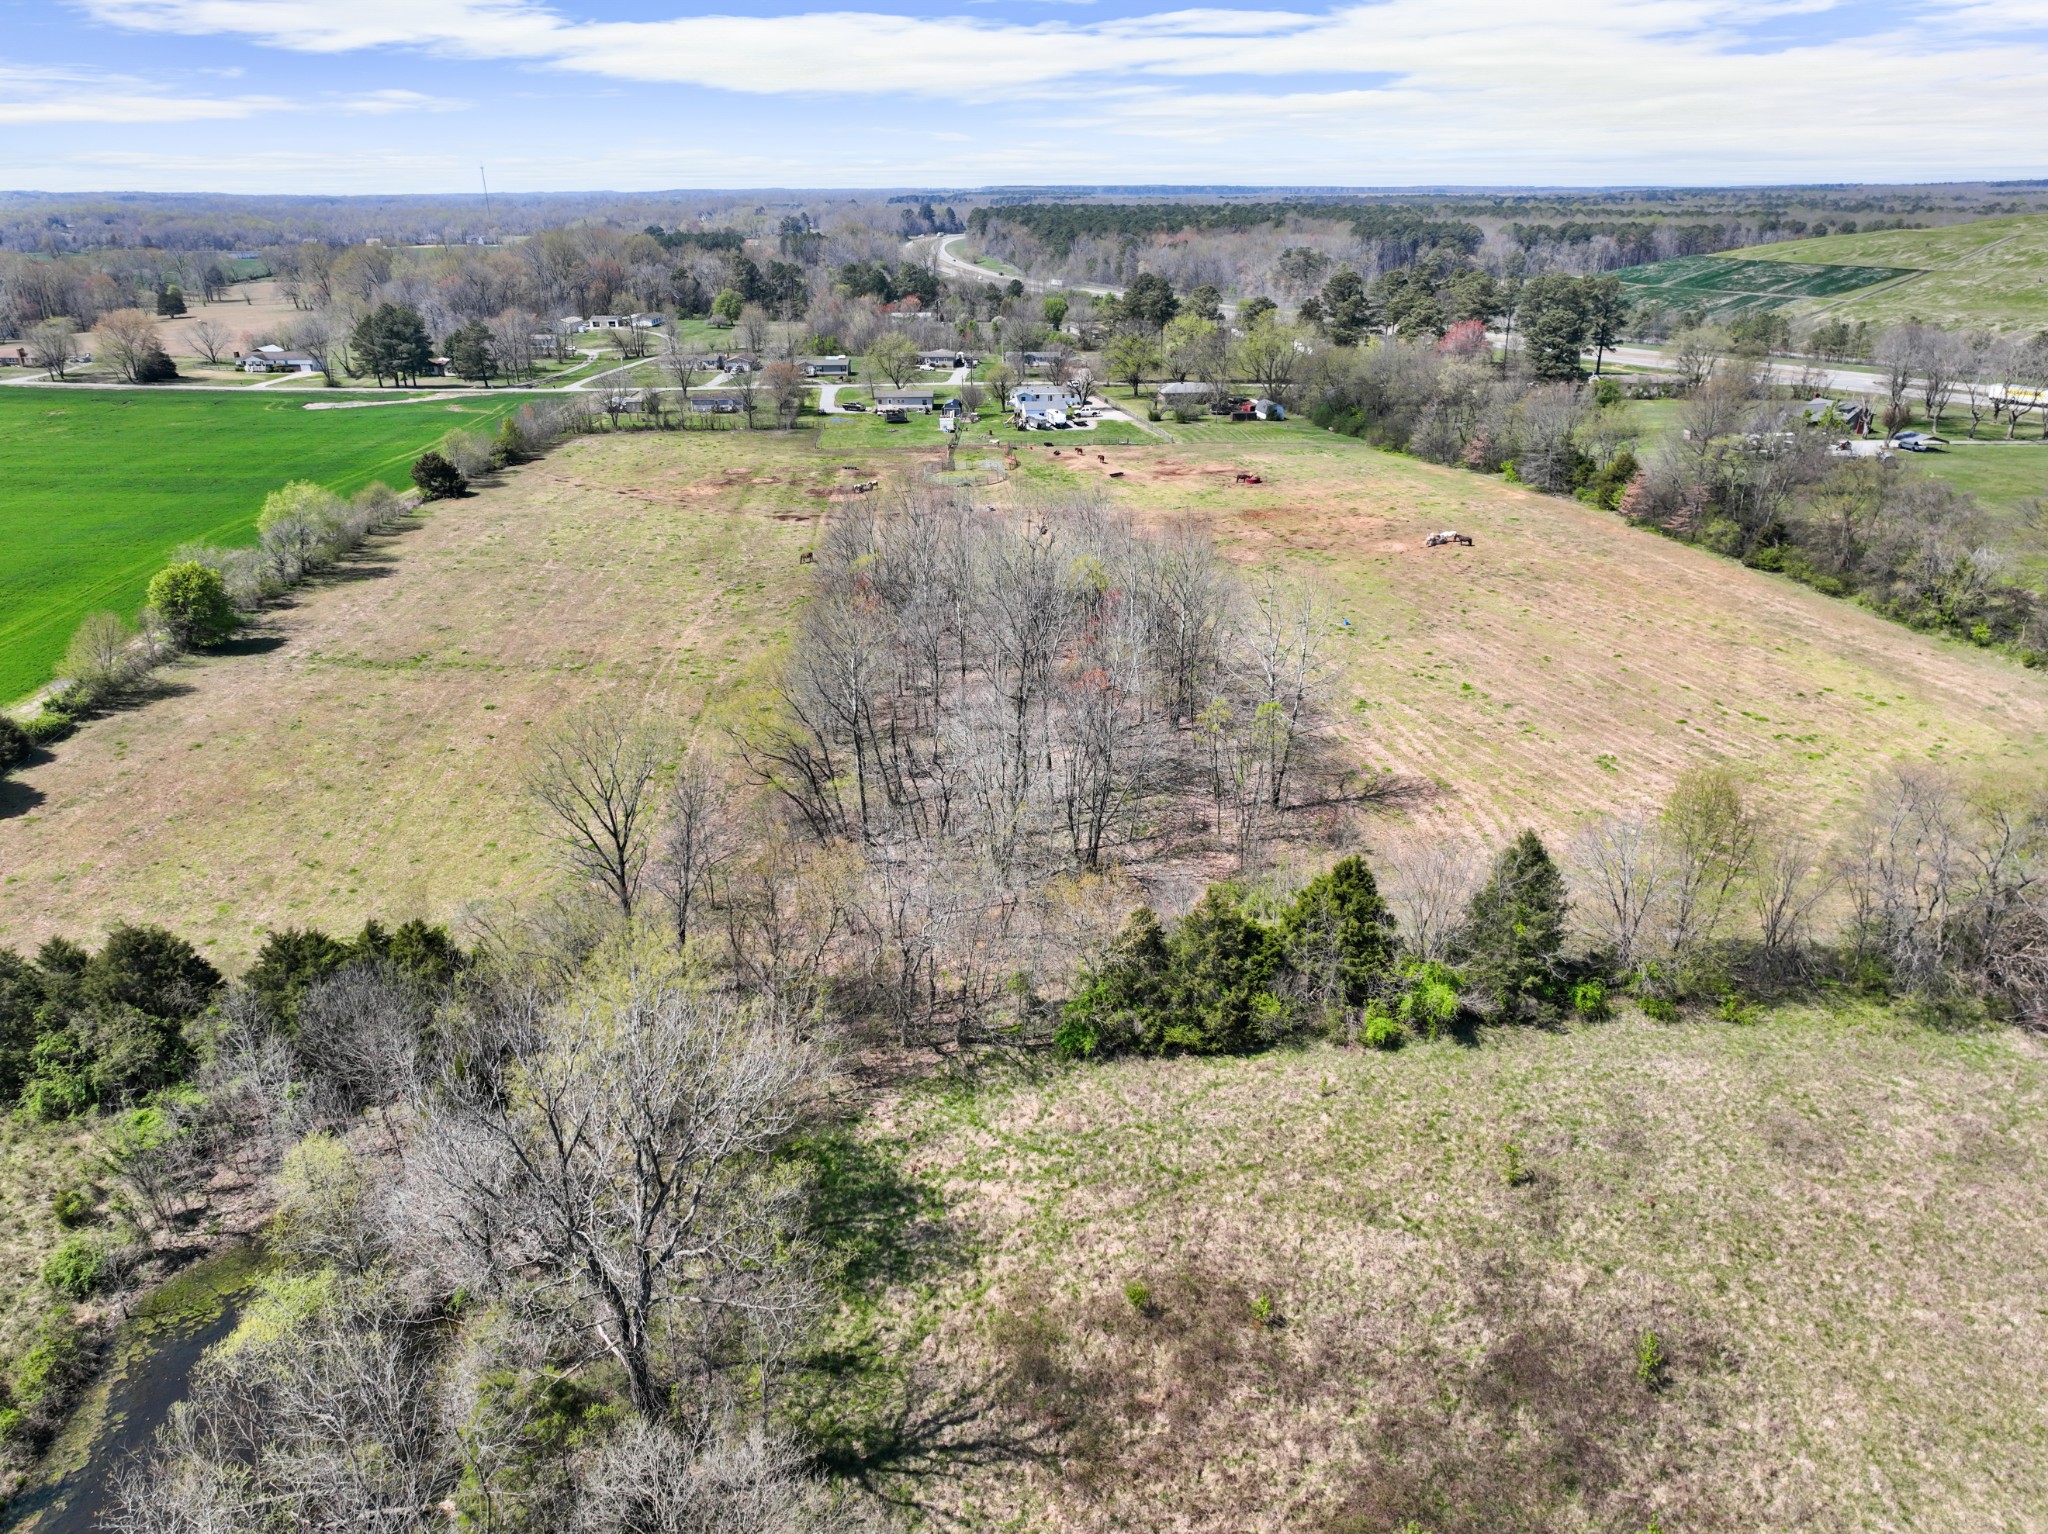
[6,421,2048,1529]
[5,422,2046,962]
[830,1007,2048,1532]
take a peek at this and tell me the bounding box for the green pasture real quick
[1616,255,1915,319]
[0,389,519,704]
[1729,215,2048,331]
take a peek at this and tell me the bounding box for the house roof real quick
[1157,381,1214,394]
[876,387,935,398]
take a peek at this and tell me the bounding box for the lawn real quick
[832,1005,2048,1530]
[0,389,522,704]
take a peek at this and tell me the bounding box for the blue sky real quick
[4,0,2048,192]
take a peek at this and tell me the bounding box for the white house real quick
[801,355,852,378]
[239,344,320,374]
[1012,384,1081,413]
[874,387,937,414]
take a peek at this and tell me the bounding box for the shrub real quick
[411,450,468,500]
[1571,980,1611,1020]
[1250,1294,1277,1327]
[1715,992,1760,1026]
[1052,1013,1100,1060]
[0,713,30,773]
[50,1185,97,1228]
[1502,1139,1533,1187]
[145,561,238,648]
[1123,1280,1153,1314]
[22,709,75,746]
[1640,996,1680,1023]
[1361,1000,1405,1050]
[11,1317,86,1408]
[41,1235,107,1299]
[1635,1329,1666,1389]
[1397,960,1463,1039]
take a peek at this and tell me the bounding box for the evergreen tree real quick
[1460,830,1568,1017]
[446,320,497,387]
[1057,907,1170,1058]
[1158,885,1282,1054]
[1278,855,1395,1010]
[411,451,467,500]
[1319,267,1373,346]
[1518,274,1590,382]
[1118,272,1180,331]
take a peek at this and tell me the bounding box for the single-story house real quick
[874,387,936,414]
[239,345,320,374]
[1020,350,1067,371]
[579,314,661,332]
[690,392,744,414]
[1803,396,1873,433]
[1156,381,1218,409]
[802,355,852,378]
[1012,384,1081,413]
[920,349,975,369]
[1234,398,1286,421]
[2,346,29,367]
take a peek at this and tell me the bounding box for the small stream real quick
[4,1246,261,1534]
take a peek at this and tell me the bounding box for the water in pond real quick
[4,1245,262,1534]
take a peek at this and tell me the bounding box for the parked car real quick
[842,399,866,411]
[1891,431,1947,452]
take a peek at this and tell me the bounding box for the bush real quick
[41,1235,107,1299]
[0,713,30,773]
[1571,980,1611,1020]
[50,1184,97,1228]
[1640,996,1680,1023]
[22,709,75,746]
[11,1317,86,1409]
[146,561,238,648]
[411,450,468,500]
[1361,1001,1405,1049]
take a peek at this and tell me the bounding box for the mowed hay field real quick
[1742,213,2048,331]
[6,423,2048,959]
[840,1010,2048,1531]
[0,428,830,961]
[1043,428,2048,848]
[0,389,521,704]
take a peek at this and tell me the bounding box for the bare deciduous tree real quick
[529,705,666,919]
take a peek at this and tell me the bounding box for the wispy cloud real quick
[44,0,2048,182]
[0,61,285,122]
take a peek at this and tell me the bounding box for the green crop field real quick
[1615,254,1916,319]
[0,389,521,705]
[1729,215,2048,331]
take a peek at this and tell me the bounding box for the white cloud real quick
[54,0,2048,179]
[0,61,286,122]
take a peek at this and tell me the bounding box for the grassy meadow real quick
[828,1005,2048,1531]
[1742,214,2048,331]
[0,389,522,704]
[6,421,2047,960]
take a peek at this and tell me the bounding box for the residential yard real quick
[6,424,2046,960]
[821,1005,2048,1531]
[0,389,523,704]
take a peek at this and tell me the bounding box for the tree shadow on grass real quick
[0,774,47,819]
[212,632,288,659]
[782,1126,1058,1505]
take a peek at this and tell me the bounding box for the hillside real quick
[1740,214,2048,331]
[5,422,2046,960]
[837,1007,2048,1531]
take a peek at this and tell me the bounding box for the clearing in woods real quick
[3,424,2046,960]
[0,389,521,704]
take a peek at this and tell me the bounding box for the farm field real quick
[846,1005,2048,1530]
[5,424,2047,960]
[0,389,521,704]
[1613,254,1915,320]
[1739,214,2048,331]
